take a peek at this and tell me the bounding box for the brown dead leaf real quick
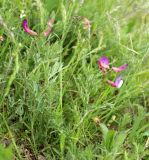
[93,117,100,125]
[24,149,32,160]
[0,36,4,42]
[38,155,46,160]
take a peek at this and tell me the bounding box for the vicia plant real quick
[22,19,54,36]
[98,56,128,88]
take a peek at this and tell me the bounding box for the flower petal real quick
[98,56,110,72]
[107,76,123,88]
[107,80,117,87]
[47,19,54,27]
[112,64,128,72]
[44,27,53,36]
[115,76,123,88]
[83,18,91,30]
[22,19,37,36]
[44,18,54,37]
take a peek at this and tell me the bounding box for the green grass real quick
[0,0,149,159]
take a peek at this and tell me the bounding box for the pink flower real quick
[107,76,123,88]
[83,18,91,30]
[112,64,128,72]
[47,18,54,27]
[22,19,37,36]
[98,56,110,73]
[44,28,53,36]
[44,18,54,37]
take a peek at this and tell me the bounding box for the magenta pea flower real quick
[44,18,54,36]
[22,19,38,36]
[112,64,128,72]
[107,76,123,88]
[98,56,110,73]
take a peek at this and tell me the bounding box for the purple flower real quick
[112,64,128,72]
[44,18,54,37]
[107,76,123,88]
[22,19,37,36]
[98,56,110,73]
